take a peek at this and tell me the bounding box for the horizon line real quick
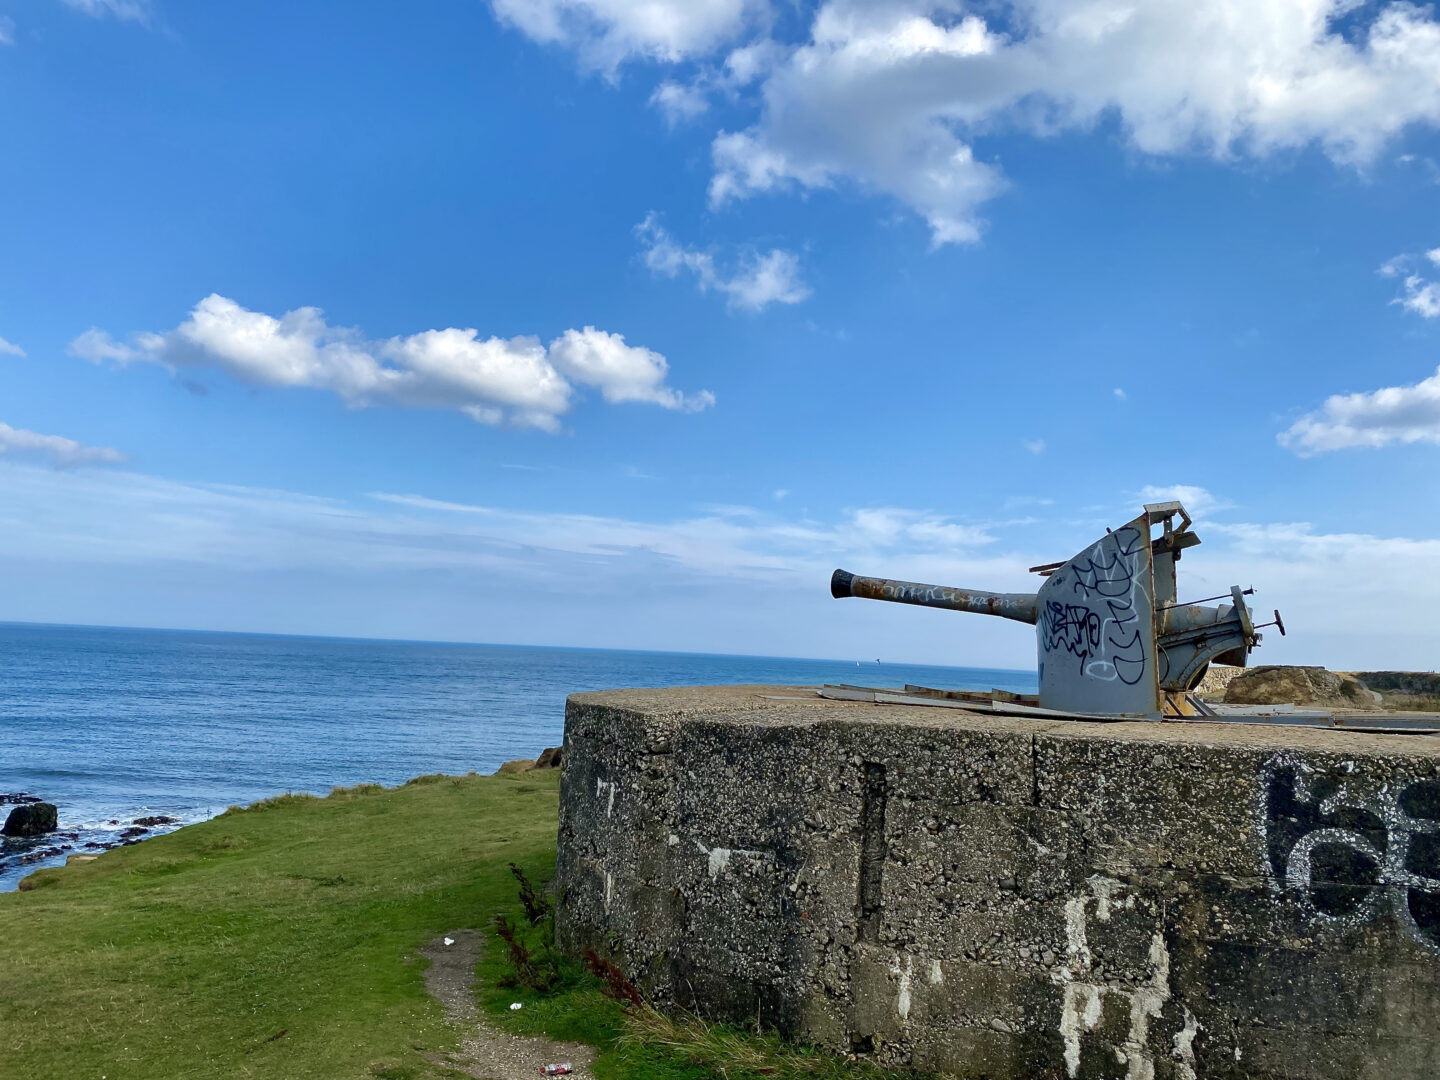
[0,619,1038,677]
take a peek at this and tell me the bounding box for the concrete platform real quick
[556,685,1440,1080]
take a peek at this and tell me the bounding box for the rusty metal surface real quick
[830,569,1038,624]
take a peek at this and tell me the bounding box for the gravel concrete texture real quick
[555,685,1440,1080]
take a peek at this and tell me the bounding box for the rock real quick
[535,747,563,770]
[2,802,57,837]
[1224,666,1382,710]
[66,853,99,866]
[119,826,148,841]
[496,759,536,776]
[132,815,180,827]
[1195,664,1245,700]
[0,793,42,806]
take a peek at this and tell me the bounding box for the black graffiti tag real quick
[1262,758,1440,951]
[1039,525,1147,686]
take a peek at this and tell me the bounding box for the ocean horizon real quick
[0,620,1036,892]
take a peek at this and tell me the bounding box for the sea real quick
[0,622,1036,892]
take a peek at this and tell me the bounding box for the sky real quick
[2,0,1440,670]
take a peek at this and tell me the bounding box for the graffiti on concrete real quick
[1260,755,1440,951]
[1050,874,1197,1080]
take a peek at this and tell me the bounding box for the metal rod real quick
[1160,587,1253,610]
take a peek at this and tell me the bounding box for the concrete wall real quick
[556,686,1440,1080]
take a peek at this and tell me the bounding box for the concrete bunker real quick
[556,685,1440,1080]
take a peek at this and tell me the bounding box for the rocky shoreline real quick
[0,792,181,879]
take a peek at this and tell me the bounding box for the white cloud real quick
[1376,252,1440,319]
[0,336,24,357]
[0,461,998,584]
[1197,520,1440,666]
[1023,439,1045,454]
[7,461,1440,667]
[650,80,710,125]
[488,1,1440,246]
[0,15,15,45]
[1380,247,1440,317]
[714,2,1440,242]
[61,0,152,23]
[1278,366,1440,454]
[1136,484,1233,518]
[490,0,766,72]
[549,325,715,410]
[0,422,125,467]
[1113,387,1126,400]
[636,213,810,311]
[1398,276,1440,317]
[70,294,712,431]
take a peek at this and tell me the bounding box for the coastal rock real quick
[1195,663,1244,700]
[496,759,536,776]
[2,802,58,837]
[132,815,180,827]
[0,793,42,806]
[119,826,148,841]
[1225,665,1381,710]
[535,747,562,770]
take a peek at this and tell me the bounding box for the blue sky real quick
[2,0,1440,669]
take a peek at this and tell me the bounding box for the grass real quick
[1,771,918,1080]
[0,770,561,1080]
[1378,692,1440,713]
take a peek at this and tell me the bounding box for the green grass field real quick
[0,772,921,1080]
[0,772,561,1080]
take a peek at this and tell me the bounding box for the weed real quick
[510,861,552,926]
[494,913,561,992]
[582,947,643,1007]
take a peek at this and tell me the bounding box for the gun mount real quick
[832,501,1283,718]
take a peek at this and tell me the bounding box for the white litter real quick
[443,937,455,946]
[510,1002,524,1010]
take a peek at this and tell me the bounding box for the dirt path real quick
[418,929,596,1080]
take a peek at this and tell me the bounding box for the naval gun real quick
[831,501,1283,718]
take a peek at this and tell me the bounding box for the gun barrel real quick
[831,569,1038,626]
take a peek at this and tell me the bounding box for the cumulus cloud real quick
[549,326,714,410]
[636,213,810,312]
[61,0,152,22]
[1278,366,1440,454]
[1381,247,1440,317]
[709,1,1440,244]
[1137,484,1233,518]
[495,1,1440,246]
[0,422,125,467]
[70,294,712,431]
[0,336,24,357]
[650,80,711,124]
[490,0,766,72]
